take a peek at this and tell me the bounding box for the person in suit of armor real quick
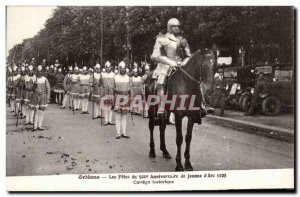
[151,18,191,117]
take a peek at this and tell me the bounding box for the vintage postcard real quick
[5,5,295,191]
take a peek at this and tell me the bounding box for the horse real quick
[145,49,216,171]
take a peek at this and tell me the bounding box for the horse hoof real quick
[184,163,193,171]
[175,165,184,171]
[149,151,156,158]
[163,152,172,159]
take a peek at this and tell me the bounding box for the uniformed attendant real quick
[130,68,143,115]
[29,65,51,131]
[54,59,60,68]
[41,59,47,68]
[15,66,26,118]
[79,66,91,114]
[6,66,13,110]
[70,67,81,110]
[114,61,131,139]
[7,66,20,113]
[101,61,115,125]
[61,67,73,109]
[91,64,102,118]
[44,66,50,77]
[24,65,36,125]
[48,65,57,104]
[151,18,191,117]
[54,67,65,106]
[212,68,226,116]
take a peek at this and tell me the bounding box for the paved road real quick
[6,102,294,176]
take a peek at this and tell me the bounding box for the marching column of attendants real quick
[6,58,153,138]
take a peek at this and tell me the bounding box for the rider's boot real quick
[157,87,166,118]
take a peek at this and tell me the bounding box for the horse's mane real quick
[181,48,215,84]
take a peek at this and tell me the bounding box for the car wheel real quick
[239,95,247,110]
[262,96,281,116]
[241,95,251,112]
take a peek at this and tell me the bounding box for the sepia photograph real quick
[5,5,295,191]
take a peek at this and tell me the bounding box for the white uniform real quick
[79,74,91,113]
[114,74,131,137]
[101,72,115,124]
[130,76,143,114]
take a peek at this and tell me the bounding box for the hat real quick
[28,65,33,71]
[95,64,101,69]
[37,65,43,72]
[118,61,126,69]
[105,61,111,68]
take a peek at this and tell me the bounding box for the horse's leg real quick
[149,111,156,158]
[184,116,194,171]
[175,114,184,171]
[159,121,171,159]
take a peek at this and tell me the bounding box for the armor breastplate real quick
[80,75,90,85]
[163,38,182,61]
[115,75,130,93]
[102,72,115,89]
[36,77,47,93]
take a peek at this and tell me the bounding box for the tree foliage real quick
[7,6,294,68]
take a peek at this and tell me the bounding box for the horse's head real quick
[184,48,216,85]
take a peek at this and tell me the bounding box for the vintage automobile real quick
[241,64,294,116]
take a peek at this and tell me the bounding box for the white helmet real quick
[167,18,180,32]
[37,65,43,72]
[95,64,101,69]
[118,61,126,69]
[145,64,150,71]
[105,61,111,68]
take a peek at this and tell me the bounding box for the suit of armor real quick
[151,32,191,86]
